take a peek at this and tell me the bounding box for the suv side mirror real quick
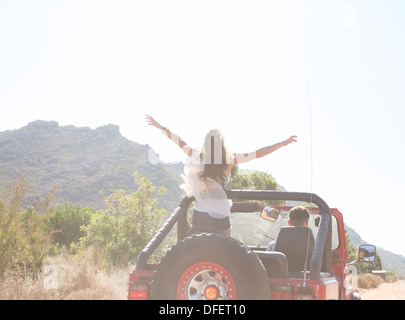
[358,244,376,262]
[260,206,280,222]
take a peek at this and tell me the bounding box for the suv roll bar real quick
[136,190,331,280]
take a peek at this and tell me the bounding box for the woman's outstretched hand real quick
[145,115,163,130]
[282,136,298,146]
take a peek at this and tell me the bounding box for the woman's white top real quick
[180,153,233,219]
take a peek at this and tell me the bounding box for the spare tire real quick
[151,233,270,300]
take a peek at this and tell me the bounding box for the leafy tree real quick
[19,205,54,274]
[228,166,285,205]
[76,173,169,267]
[345,228,358,263]
[43,203,93,248]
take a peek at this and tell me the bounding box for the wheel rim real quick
[177,262,236,300]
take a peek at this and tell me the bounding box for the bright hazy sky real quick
[1,1,405,256]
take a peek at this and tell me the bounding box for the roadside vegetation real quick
[0,172,171,299]
[0,169,398,299]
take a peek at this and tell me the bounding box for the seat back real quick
[253,251,288,278]
[274,227,314,273]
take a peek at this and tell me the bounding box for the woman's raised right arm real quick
[145,115,197,156]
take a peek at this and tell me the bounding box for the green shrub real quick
[43,203,93,249]
[0,173,54,276]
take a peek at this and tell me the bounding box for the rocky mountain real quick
[0,120,184,211]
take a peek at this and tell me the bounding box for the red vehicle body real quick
[128,190,374,300]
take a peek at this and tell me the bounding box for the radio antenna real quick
[308,80,314,201]
[302,80,314,288]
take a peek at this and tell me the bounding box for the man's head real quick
[288,206,310,227]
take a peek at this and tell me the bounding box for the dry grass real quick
[358,274,385,289]
[0,247,130,300]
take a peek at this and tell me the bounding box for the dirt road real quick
[359,280,405,300]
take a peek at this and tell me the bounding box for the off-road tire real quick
[151,233,270,300]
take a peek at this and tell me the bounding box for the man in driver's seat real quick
[266,206,315,272]
[267,206,311,251]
